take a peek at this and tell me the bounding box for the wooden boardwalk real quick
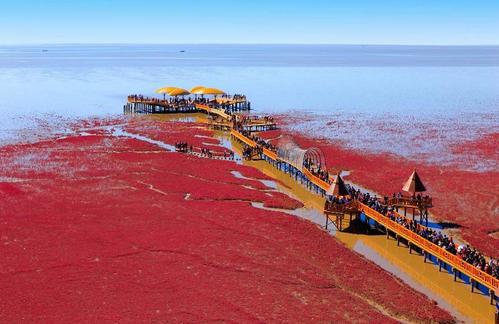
[124,93,498,301]
[229,128,499,298]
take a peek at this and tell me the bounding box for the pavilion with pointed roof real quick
[388,169,433,226]
[402,169,427,194]
[323,171,360,232]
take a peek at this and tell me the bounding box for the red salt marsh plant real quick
[124,118,226,154]
[0,119,454,323]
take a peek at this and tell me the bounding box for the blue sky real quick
[2,0,499,45]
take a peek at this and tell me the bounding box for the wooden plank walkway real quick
[195,103,232,120]
[230,129,258,148]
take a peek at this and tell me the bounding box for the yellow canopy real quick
[197,87,226,95]
[168,87,190,96]
[155,87,190,96]
[190,86,206,94]
[156,86,174,94]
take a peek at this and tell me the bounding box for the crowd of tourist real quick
[193,97,214,105]
[223,150,235,160]
[237,129,277,153]
[128,94,146,102]
[232,94,246,100]
[389,192,433,207]
[216,93,246,100]
[323,183,499,280]
[241,144,259,160]
[200,148,213,158]
[232,115,275,132]
[174,142,191,153]
[175,141,234,160]
[303,158,330,183]
[128,94,239,109]
[387,210,499,279]
[324,195,354,213]
[128,95,194,108]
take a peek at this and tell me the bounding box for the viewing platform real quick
[124,86,280,133]
[124,86,251,115]
[124,96,197,114]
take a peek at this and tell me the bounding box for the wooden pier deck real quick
[125,96,251,115]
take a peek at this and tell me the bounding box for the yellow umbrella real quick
[156,87,174,94]
[155,87,190,98]
[167,87,190,96]
[198,87,226,96]
[190,86,206,95]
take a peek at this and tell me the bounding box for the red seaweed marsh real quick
[0,116,458,323]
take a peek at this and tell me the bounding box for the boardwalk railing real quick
[388,196,433,208]
[128,97,171,107]
[358,202,498,292]
[230,129,258,148]
[262,148,278,161]
[195,104,232,120]
[302,167,330,192]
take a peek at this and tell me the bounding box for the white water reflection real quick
[111,127,175,151]
[250,202,335,236]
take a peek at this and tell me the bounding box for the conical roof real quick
[327,171,349,196]
[402,169,426,193]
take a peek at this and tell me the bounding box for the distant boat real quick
[179,50,186,53]
[42,49,49,52]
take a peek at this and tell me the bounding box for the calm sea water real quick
[0,44,498,166]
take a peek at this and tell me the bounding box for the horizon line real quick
[1,42,499,47]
